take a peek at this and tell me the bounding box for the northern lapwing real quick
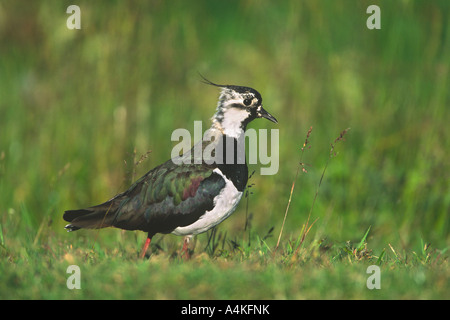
[63,78,277,258]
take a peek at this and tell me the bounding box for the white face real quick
[220,107,251,138]
[211,85,276,138]
[215,88,258,138]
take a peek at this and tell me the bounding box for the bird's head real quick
[202,77,277,138]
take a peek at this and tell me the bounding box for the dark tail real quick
[63,202,117,232]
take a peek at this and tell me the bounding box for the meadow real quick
[0,0,448,300]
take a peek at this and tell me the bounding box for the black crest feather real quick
[198,74,263,104]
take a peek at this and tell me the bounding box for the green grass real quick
[0,0,449,299]
[0,220,448,299]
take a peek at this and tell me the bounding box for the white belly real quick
[171,168,243,236]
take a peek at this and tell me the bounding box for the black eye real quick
[243,98,252,106]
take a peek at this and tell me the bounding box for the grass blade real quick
[357,226,371,251]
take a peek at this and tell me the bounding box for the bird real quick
[63,77,278,258]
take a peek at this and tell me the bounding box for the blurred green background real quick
[0,0,448,299]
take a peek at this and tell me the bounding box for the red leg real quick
[181,235,192,260]
[140,235,152,259]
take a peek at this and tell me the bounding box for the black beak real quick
[258,106,278,124]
